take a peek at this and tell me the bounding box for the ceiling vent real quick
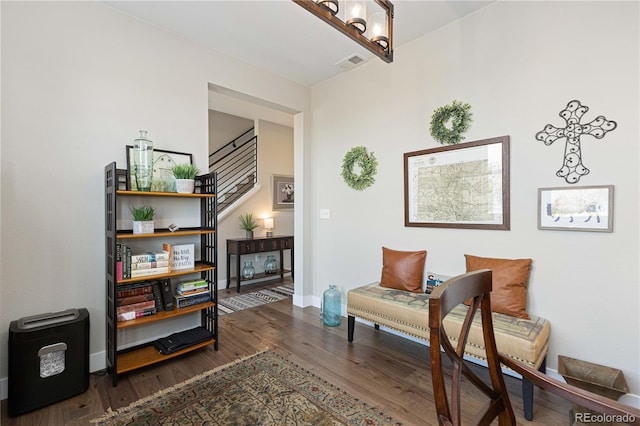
[335,54,367,71]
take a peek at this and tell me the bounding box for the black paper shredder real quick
[8,308,90,416]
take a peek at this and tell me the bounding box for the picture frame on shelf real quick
[126,146,193,192]
[404,136,510,230]
[538,185,613,232]
[272,175,294,210]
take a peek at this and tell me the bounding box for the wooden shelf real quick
[117,228,215,239]
[116,338,215,374]
[116,190,215,198]
[117,262,215,284]
[105,163,218,386]
[117,301,215,329]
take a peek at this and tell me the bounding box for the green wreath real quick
[341,146,378,191]
[429,100,473,145]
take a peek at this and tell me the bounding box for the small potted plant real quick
[170,163,201,194]
[239,213,259,239]
[131,205,156,234]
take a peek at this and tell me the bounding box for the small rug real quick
[91,349,402,425]
[218,283,294,316]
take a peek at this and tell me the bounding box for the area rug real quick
[92,349,402,425]
[218,283,294,316]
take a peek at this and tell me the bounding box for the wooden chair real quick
[428,270,640,426]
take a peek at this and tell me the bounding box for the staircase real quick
[210,128,258,217]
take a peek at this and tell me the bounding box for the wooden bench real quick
[347,282,550,421]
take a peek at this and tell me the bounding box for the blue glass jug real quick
[321,285,341,327]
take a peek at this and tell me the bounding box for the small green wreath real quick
[341,146,378,191]
[429,100,473,145]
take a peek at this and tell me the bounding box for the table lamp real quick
[263,217,274,237]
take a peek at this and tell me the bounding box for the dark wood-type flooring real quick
[1,280,571,425]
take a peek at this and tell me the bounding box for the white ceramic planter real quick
[133,220,154,235]
[175,179,195,194]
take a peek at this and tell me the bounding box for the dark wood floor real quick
[1,281,571,425]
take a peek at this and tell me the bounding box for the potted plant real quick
[170,163,201,194]
[239,213,259,239]
[131,205,156,234]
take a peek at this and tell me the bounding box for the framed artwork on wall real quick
[404,136,510,230]
[538,185,613,232]
[126,146,193,192]
[272,175,294,210]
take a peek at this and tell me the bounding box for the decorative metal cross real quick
[536,100,616,184]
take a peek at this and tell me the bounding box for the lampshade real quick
[345,0,366,34]
[368,10,388,49]
[263,218,274,230]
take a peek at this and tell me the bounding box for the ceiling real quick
[102,1,495,87]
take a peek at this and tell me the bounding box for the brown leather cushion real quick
[465,254,532,319]
[380,247,426,293]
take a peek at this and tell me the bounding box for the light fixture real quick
[263,217,275,237]
[293,0,394,63]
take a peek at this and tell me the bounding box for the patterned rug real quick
[218,283,294,316]
[91,349,402,425]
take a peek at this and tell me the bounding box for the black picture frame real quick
[126,146,193,192]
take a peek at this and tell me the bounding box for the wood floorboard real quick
[1,282,572,425]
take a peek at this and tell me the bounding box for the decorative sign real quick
[171,244,195,270]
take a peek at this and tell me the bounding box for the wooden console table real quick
[226,236,294,292]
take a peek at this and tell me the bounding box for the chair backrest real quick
[429,270,640,426]
[428,269,516,426]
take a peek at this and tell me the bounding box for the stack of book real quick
[116,245,172,280]
[130,250,171,278]
[174,279,210,308]
[116,282,158,321]
[116,279,177,322]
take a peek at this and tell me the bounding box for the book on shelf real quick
[116,300,155,314]
[174,291,211,309]
[131,260,170,270]
[176,278,207,294]
[115,293,154,307]
[116,282,153,298]
[116,243,123,281]
[151,281,165,312]
[117,307,157,322]
[159,279,175,311]
[170,244,195,271]
[116,243,132,279]
[176,287,208,296]
[131,251,170,264]
[119,243,132,279]
[130,266,169,278]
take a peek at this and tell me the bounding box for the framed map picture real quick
[404,136,510,230]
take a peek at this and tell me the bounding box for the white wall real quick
[310,1,640,400]
[0,0,309,396]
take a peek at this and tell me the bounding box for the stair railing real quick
[209,128,258,215]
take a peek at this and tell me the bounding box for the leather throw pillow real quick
[465,254,532,319]
[380,247,427,293]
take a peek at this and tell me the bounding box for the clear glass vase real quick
[241,261,255,279]
[133,130,153,191]
[264,255,278,274]
[321,285,341,327]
